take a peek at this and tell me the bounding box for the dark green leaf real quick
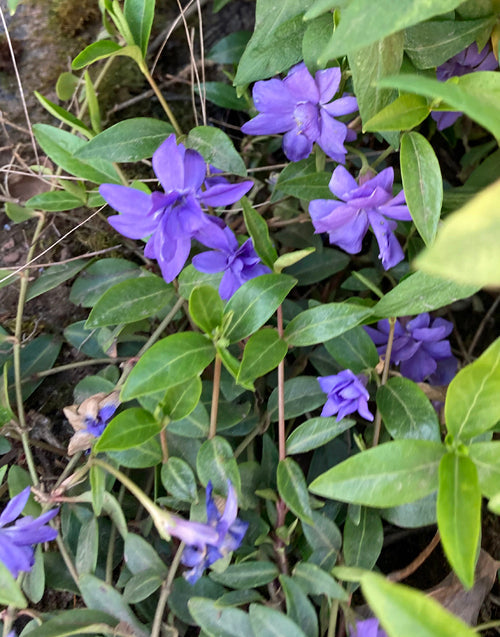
[277,458,313,524]
[280,574,318,637]
[249,604,307,637]
[275,158,332,201]
[95,408,162,451]
[344,507,383,571]
[76,516,99,575]
[8,335,61,401]
[124,533,167,575]
[17,609,119,637]
[70,258,142,308]
[108,437,162,467]
[161,457,197,502]
[26,259,88,302]
[196,436,241,495]
[198,82,248,111]
[268,376,326,422]
[207,31,252,65]
[123,569,163,604]
[188,597,254,637]
[285,248,349,285]
[325,325,379,373]
[286,417,356,454]
[210,562,279,589]
[292,562,348,600]
[186,126,247,176]
[237,329,287,389]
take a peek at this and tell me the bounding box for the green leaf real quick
[373,271,479,318]
[437,453,481,588]
[178,264,222,300]
[75,118,174,162]
[86,275,173,327]
[0,560,27,608]
[284,302,372,346]
[404,17,496,69]
[400,132,442,246]
[124,0,155,57]
[348,32,403,148]
[8,335,61,401]
[121,332,215,399]
[414,179,500,287]
[188,597,255,637]
[241,196,277,268]
[284,248,349,285]
[162,376,202,421]
[268,376,326,422]
[383,492,437,529]
[292,562,347,600]
[207,31,252,65]
[189,286,224,335]
[234,0,313,85]
[309,440,444,507]
[377,72,500,141]
[124,532,167,576]
[237,329,287,389]
[363,94,430,132]
[72,41,142,69]
[4,201,36,223]
[302,13,335,75]
[95,408,162,451]
[469,442,500,498]
[210,562,279,589]
[377,377,440,441]
[34,91,92,138]
[275,158,333,201]
[26,190,86,212]
[344,507,383,572]
[445,337,500,441]
[223,274,296,343]
[70,258,142,307]
[286,417,355,454]
[76,516,99,575]
[273,248,316,274]
[280,574,318,637]
[302,510,342,570]
[90,464,105,516]
[186,126,247,176]
[318,0,466,62]
[249,604,307,637]
[361,571,477,637]
[324,325,379,373]
[161,457,197,502]
[56,71,79,100]
[277,458,313,524]
[123,569,163,604]
[198,82,248,111]
[15,609,119,637]
[108,437,162,468]
[84,71,102,134]
[26,259,88,302]
[32,124,120,184]
[196,436,241,495]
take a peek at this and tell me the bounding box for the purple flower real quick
[309,166,412,270]
[169,481,248,584]
[318,370,374,422]
[99,135,253,282]
[192,227,271,299]
[432,43,498,130]
[63,391,120,455]
[365,313,457,384]
[241,62,358,162]
[351,618,387,637]
[0,487,58,578]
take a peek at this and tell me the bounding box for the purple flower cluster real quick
[433,42,498,130]
[100,135,267,298]
[309,166,412,270]
[318,370,373,422]
[365,313,457,384]
[168,481,248,583]
[0,487,58,578]
[241,62,358,162]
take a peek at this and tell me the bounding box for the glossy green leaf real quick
[167,402,209,438]
[161,457,197,502]
[277,458,313,524]
[377,377,440,441]
[124,0,155,56]
[378,72,500,140]
[95,408,162,451]
[437,453,481,588]
[237,329,287,389]
[373,271,479,318]
[210,562,279,589]
[198,82,247,111]
[280,574,318,637]
[292,562,347,600]
[404,17,496,69]
[469,442,500,498]
[301,510,342,570]
[302,13,334,75]
[383,492,437,529]
[72,41,141,69]
[325,325,379,373]
[415,179,500,287]
[34,91,92,138]
[196,436,241,495]
[32,124,120,184]
[344,507,383,573]
[123,569,163,604]
[361,571,477,637]
[186,126,247,176]
[223,274,296,343]
[309,440,444,507]
[124,533,167,575]
[275,158,332,201]
[14,609,119,637]
[26,259,88,302]
[284,302,372,346]
[189,285,224,335]
[70,258,142,307]
[249,604,307,637]
[108,437,162,468]
[241,196,277,268]
[268,376,326,422]
[86,275,173,327]
[25,190,85,212]
[445,337,500,440]
[188,597,254,637]
[318,0,466,62]
[8,335,61,401]
[76,516,99,575]
[121,332,215,399]
[400,132,442,246]
[178,264,222,300]
[75,118,174,162]
[207,30,252,64]
[348,32,403,148]
[286,417,355,454]
[363,94,429,132]
[284,248,349,285]
[161,376,202,421]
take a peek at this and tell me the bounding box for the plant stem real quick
[139,63,182,136]
[208,354,221,440]
[372,316,396,447]
[151,542,186,637]
[277,305,286,462]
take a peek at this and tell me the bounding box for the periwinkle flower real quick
[351,618,387,637]
[63,391,119,455]
[318,370,374,422]
[309,166,412,270]
[241,62,358,162]
[0,487,58,578]
[99,135,253,282]
[432,42,498,130]
[192,227,271,299]
[365,313,457,384]
[170,481,248,584]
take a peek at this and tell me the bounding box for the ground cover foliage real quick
[1,0,500,635]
